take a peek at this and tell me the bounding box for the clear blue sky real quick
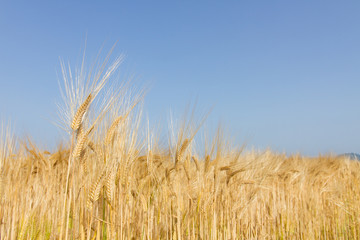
[1,1,360,156]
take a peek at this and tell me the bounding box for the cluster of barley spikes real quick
[1,52,360,240]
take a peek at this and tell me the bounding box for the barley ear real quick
[105,166,117,204]
[87,141,96,152]
[105,116,123,146]
[72,132,86,161]
[204,155,211,173]
[87,170,105,210]
[80,150,88,174]
[226,169,243,184]
[72,126,94,161]
[175,138,190,166]
[192,156,200,171]
[71,93,92,131]
[183,161,191,181]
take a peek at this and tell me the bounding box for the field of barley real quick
[1,55,360,240]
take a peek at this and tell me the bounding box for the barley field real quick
[1,56,360,240]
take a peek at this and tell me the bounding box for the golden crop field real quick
[1,55,360,240]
